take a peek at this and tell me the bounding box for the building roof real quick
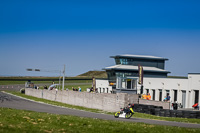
[110,54,168,60]
[103,65,170,73]
[188,73,200,75]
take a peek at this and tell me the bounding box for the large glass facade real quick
[115,58,165,69]
[116,72,138,77]
[106,70,116,83]
[107,71,167,86]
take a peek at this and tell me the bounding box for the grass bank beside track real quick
[6,91,107,114]
[5,91,200,124]
[1,108,200,133]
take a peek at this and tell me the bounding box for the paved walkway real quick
[0,91,200,128]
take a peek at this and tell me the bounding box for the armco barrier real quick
[25,88,170,112]
[133,104,200,119]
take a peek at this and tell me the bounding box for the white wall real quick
[96,74,200,109]
[143,78,188,91]
[138,75,200,108]
[188,74,200,90]
[188,74,200,108]
[96,79,112,93]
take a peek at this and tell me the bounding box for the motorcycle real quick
[114,104,134,119]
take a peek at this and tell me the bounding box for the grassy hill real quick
[77,71,107,79]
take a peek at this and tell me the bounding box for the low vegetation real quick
[0,107,200,133]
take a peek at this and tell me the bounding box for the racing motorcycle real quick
[114,104,134,119]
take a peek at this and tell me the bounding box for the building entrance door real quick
[127,79,131,89]
[182,91,186,108]
[194,90,199,104]
[174,90,177,102]
[116,77,137,94]
[159,89,162,101]
[152,90,155,100]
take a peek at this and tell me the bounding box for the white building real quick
[96,54,200,109]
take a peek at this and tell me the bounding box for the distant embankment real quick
[0,71,108,81]
[0,77,93,81]
[78,70,107,79]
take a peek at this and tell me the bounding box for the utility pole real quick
[59,71,61,90]
[62,64,65,91]
[27,66,65,90]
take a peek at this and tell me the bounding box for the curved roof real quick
[103,65,170,73]
[110,54,168,60]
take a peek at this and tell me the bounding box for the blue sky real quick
[0,0,200,77]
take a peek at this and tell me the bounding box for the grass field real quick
[34,84,92,92]
[0,78,92,92]
[0,107,200,133]
[0,80,92,85]
[6,91,200,124]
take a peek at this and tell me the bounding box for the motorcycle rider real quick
[114,104,135,119]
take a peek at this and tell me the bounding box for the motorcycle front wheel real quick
[125,113,133,119]
[114,112,120,118]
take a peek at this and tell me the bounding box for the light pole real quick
[62,65,65,91]
[27,65,66,91]
[59,70,61,90]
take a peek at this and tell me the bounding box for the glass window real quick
[115,59,121,64]
[117,78,137,90]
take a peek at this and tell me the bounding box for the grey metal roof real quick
[103,65,170,73]
[110,54,168,60]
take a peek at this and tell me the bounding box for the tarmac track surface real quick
[0,91,200,129]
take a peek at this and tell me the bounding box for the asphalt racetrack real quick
[0,91,200,128]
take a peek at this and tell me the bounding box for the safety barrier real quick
[133,104,200,119]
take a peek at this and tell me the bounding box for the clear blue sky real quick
[0,0,200,77]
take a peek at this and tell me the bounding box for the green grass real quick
[0,80,92,85]
[36,84,91,92]
[133,112,200,124]
[0,108,200,133]
[5,91,200,125]
[0,81,26,85]
[63,84,91,92]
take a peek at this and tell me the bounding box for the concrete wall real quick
[25,88,169,112]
